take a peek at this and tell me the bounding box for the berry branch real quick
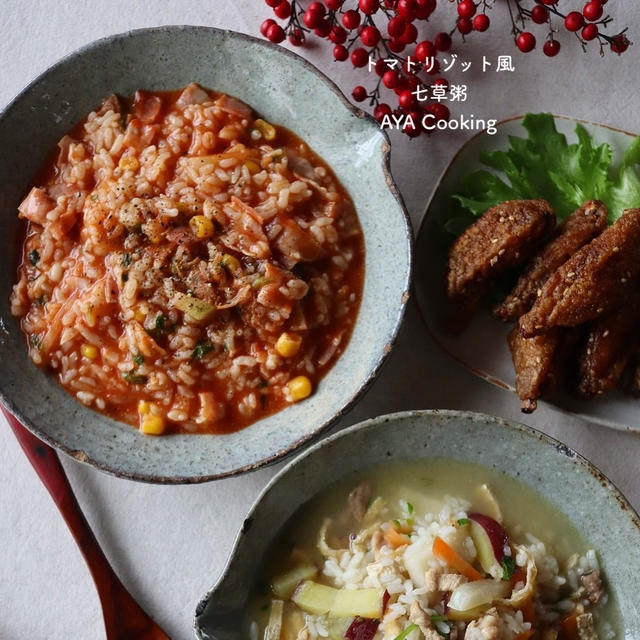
[259,0,632,138]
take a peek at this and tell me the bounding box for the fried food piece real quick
[494,200,608,322]
[578,298,640,397]
[446,199,555,332]
[508,325,564,413]
[520,209,640,337]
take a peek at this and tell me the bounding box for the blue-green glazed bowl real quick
[0,26,411,482]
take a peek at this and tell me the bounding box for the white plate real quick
[415,114,640,432]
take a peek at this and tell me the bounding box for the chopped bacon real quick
[219,198,270,259]
[176,83,209,107]
[133,90,163,124]
[18,188,55,225]
[273,216,324,268]
[214,94,252,118]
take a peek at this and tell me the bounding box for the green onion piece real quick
[457,518,470,526]
[133,353,145,366]
[35,295,47,306]
[123,253,132,267]
[252,275,273,290]
[501,555,516,581]
[28,249,40,266]
[392,623,418,640]
[191,340,214,361]
[123,371,147,385]
[407,502,414,515]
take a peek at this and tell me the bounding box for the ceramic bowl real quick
[194,409,640,638]
[0,26,411,482]
[414,115,640,431]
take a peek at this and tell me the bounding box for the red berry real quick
[289,28,304,46]
[352,86,368,102]
[543,39,561,56]
[388,38,406,53]
[397,0,417,21]
[416,0,436,18]
[457,0,476,19]
[540,0,558,4]
[351,47,369,67]
[387,17,406,38]
[333,44,348,60]
[303,9,322,28]
[432,77,449,89]
[325,0,343,8]
[583,1,603,21]
[374,103,392,122]
[530,5,548,24]
[360,26,381,46]
[329,25,347,44]
[382,70,399,88]
[404,121,422,138]
[401,23,418,44]
[315,19,332,37]
[308,1,326,15]
[398,89,416,109]
[473,14,490,32]
[434,32,452,51]
[581,23,599,40]
[611,33,630,54]
[266,24,286,43]
[565,11,584,31]
[516,31,536,52]
[260,19,276,37]
[425,57,440,74]
[415,40,436,61]
[359,0,380,14]
[341,10,361,30]
[426,102,450,121]
[374,59,388,75]
[274,1,291,19]
[457,18,473,35]
[265,0,280,7]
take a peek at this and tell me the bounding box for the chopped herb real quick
[28,249,40,266]
[191,340,214,361]
[146,313,168,340]
[457,518,470,526]
[407,502,414,515]
[252,275,273,290]
[90,193,98,201]
[501,555,516,581]
[123,371,147,385]
[35,295,47,306]
[123,253,132,267]
[29,335,41,349]
[430,615,452,638]
[392,623,418,640]
[260,379,269,388]
[393,519,402,528]
[133,353,145,367]
[121,272,129,283]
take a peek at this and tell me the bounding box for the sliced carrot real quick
[432,536,484,581]
[384,526,410,548]
[559,610,579,640]
[514,631,534,640]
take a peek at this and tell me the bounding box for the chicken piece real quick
[348,482,371,522]
[519,210,640,337]
[577,613,599,640]
[446,199,555,333]
[508,325,564,413]
[437,573,467,591]
[581,570,604,605]
[578,299,640,397]
[495,200,607,321]
[408,602,441,640]
[18,187,55,225]
[464,608,499,640]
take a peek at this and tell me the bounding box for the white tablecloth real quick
[2,2,639,638]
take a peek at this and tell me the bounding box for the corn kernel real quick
[244,160,261,174]
[140,413,165,435]
[254,118,276,141]
[138,400,151,415]
[134,309,146,323]
[189,215,214,239]
[288,375,312,402]
[275,332,302,358]
[220,253,241,275]
[81,344,98,360]
[118,156,140,171]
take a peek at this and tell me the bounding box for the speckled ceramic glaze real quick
[194,409,640,639]
[0,27,411,482]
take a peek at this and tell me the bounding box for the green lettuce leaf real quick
[449,113,640,234]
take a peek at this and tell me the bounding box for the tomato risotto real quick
[10,84,364,435]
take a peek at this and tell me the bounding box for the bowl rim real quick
[0,25,413,483]
[413,113,640,433]
[193,408,640,636]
